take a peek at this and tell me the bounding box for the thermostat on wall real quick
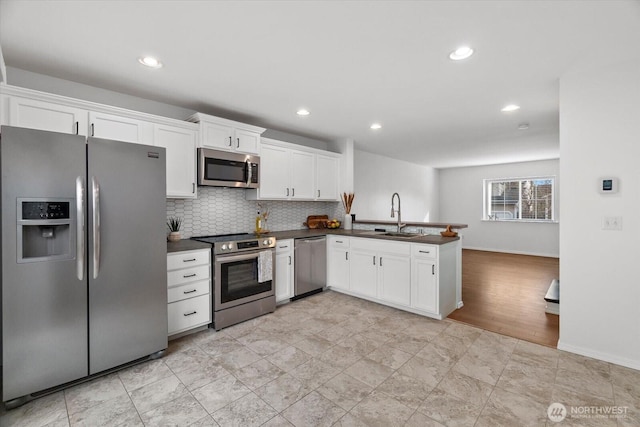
[599,177,619,194]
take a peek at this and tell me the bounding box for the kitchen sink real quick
[383,232,422,238]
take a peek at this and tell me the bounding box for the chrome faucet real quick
[390,192,406,232]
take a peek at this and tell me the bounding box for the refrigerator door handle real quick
[92,176,101,279]
[76,176,85,280]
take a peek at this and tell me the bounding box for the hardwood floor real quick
[448,249,560,348]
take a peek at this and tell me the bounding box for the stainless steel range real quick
[192,233,276,330]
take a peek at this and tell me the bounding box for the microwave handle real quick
[246,160,252,186]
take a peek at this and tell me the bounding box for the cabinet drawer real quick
[167,249,210,270]
[328,236,349,249]
[167,265,210,287]
[168,279,210,303]
[412,244,437,259]
[168,294,211,335]
[276,239,294,254]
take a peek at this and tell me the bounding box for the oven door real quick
[214,250,274,311]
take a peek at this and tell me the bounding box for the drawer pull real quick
[419,250,430,254]
[279,245,288,249]
[183,289,197,294]
[183,258,197,262]
[336,240,343,243]
[183,273,197,278]
[184,311,197,317]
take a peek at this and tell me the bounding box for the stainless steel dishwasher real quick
[294,236,327,298]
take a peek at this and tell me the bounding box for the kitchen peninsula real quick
[268,223,466,321]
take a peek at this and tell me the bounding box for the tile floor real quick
[2,290,639,427]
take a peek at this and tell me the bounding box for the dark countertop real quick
[167,226,463,253]
[266,228,460,245]
[167,239,212,253]
[354,220,468,229]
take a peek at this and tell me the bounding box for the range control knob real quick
[221,244,228,251]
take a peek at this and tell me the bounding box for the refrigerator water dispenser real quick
[17,199,75,262]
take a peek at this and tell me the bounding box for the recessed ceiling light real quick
[296,109,310,116]
[138,56,162,69]
[370,123,382,130]
[518,123,530,130]
[449,46,474,61]
[501,104,520,113]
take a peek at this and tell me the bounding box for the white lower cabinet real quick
[411,244,438,314]
[167,248,212,336]
[327,236,350,291]
[378,252,411,307]
[275,239,294,303]
[349,238,410,304]
[327,236,459,320]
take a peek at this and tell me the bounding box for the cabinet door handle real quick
[183,289,197,294]
[286,188,290,197]
[419,250,430,254]
[317,190,320,198]
[237,137,240,148]
[91,123,95,136]
[292,188,295,197]
[183,258,196,262]
[183,273,197,278]
[373,256,376,265]
[289,255,291,265]
[432,265,435,275]
[184,311,197,317]
[345,251,348,261]
[228,136,232,147]
[192,183,195,193]
[75,121,79,135]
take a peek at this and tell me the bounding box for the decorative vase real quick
[343,213,353,230]
[168,231,181,242]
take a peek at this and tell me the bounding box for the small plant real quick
[166,217,183,232]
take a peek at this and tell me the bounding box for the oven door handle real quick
[215,250,271,264]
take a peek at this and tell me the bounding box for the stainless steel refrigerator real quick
[1,126,168,405]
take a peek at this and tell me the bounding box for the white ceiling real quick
[1,1,639,168]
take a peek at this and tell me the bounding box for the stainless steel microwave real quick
[197,148,260,188]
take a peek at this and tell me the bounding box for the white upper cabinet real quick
[257,143,291,199]
[246,138,341,202]
[1,86,199,199]
[154,124,197,199]
[89,111,151,144]
[290,150,315,199]
[188,113,265,155]
[316,154,339,201]
[5,96,88,136]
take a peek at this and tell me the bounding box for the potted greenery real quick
[166,217,183,242]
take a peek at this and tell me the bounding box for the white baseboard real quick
[557,341,640,371]
[463,246,559,258]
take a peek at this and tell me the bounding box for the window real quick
[483,177,555,222]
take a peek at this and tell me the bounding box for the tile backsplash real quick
[166,187,343,238]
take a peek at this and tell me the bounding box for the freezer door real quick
[1,126,88,401]
[87,138,167,374]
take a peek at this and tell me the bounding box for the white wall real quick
[439,160,560,257]
[558,59,640,370]
[353,150,439,222]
